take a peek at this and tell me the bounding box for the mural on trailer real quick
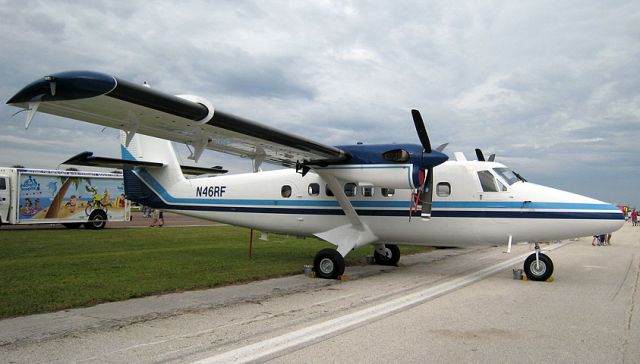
[18,174,126,220]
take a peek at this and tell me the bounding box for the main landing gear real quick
[523,242,554,281]
[313,249,345,279]
[312,244,402,280]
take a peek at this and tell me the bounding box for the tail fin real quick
[120,131,185,207]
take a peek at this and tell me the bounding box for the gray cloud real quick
[1,0,639,207]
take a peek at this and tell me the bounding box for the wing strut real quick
[314,171,378,257]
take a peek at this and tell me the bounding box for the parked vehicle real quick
[0,167,130,229]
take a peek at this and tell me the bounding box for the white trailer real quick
[0,168,130,229]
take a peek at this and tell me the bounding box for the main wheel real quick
[313,249,345,279]
[85,210,107,230]
[523,253,554,281]
[373,244,401,266]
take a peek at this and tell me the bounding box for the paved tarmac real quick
[0,223,638,363]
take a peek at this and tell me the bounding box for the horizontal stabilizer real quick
[178,165,228,175]
[62,151,227,175]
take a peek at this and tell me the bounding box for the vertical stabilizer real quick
[120,131,185,200]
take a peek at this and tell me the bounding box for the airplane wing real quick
[7,71,349,168]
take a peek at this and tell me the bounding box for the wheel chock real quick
[339,274,349,281]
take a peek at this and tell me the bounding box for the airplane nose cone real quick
[565,194,625,235]
[514,183,625,239]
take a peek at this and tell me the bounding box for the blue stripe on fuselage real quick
[126,168,622,220]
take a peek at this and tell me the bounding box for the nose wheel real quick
[523,242,554,281]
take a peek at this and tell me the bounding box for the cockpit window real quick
[493,168,520,185]
[477,170,499,192]
[496,179,508,192]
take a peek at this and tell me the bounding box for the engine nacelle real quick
[175,94,215,124]
[316,163,417,189]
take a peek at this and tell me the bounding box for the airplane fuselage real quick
[128,160,623,248]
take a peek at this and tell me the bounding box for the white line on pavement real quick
[193,242,569,363]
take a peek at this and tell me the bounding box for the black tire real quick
[373,244,401,266]
[523,253,554,281]
[85,210,107,230]
[62,223,82,229]
[313,249,346,279]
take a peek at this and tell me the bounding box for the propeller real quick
[411,109,436,219]
[411,109,432,153]
[475,148,496,162]
[435,143,449,152]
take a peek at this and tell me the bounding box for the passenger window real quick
[308,183,320,196]
[344,183,357,197]
[325,185,334,197]
[477,171,498,192]
[281,185,292,198]
[0,178,5,190]
[381,188,395,197]
[437,182,451,197]
[362,186,374,197]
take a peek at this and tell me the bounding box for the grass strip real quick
[0,226,429,318]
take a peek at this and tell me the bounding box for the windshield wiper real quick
[513,171,527,182]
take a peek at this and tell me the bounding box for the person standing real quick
[150,209,159,227]
[150,209,164,227]
[158,210,164,227]
[631,209,638,227]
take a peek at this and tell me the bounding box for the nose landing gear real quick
[523,242,554,281]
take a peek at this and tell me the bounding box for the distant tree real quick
[110,170,123,174]
[11,164,25,168]
[65,167,79,171]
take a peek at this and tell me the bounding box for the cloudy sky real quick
[1,0,638,207]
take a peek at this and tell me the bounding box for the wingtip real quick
[7,71,117,105]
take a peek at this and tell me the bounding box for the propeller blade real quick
[488,154,496,162]
[475,148,485,161]
[411,109,432,153]
[435,143,449,152]
[420,167,434,219]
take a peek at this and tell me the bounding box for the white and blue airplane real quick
[7,71,624,281]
